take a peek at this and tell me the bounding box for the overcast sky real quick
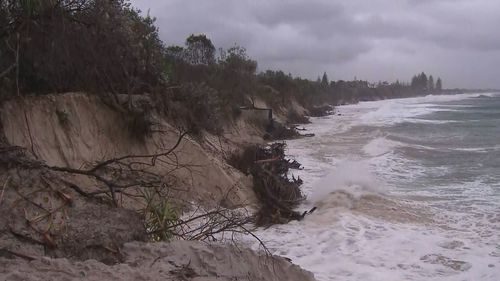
[131,0,500,89]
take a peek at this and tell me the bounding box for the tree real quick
[217,45,258,105]
[436,77,442,91]
[321,72,329,87]
[411,72,431,90]
[411,75,418,88]
[185,34,215,65]
[221,45,257,75]
[166,45,184,60]
[0,0,168,97]
[420,72,428,90]
[428,75,434,91]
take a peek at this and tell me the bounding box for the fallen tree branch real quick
[0,176,10,204]
[61,179,93,198]
[254,157,280,164]
[0,63,15,80]
[87,131,189,173]
[43,130,189,204]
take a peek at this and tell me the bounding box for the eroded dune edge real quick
[0,92,316,281]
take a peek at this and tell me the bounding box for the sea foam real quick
[246,93,500,281]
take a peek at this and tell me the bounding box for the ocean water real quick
[251,93,500,281]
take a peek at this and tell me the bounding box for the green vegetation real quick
[141,189,179,241]
[1,0,445,135]
[411,72,442,92]
[436,77,443,91]
[1,0,166,98]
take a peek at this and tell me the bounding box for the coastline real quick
[0,92,319,281]
[245,92,500,281]
[0,91,484,280]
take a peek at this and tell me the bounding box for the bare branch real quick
[0,176,10,204]
[87,131,189,173]
[41,130,189,205]
[0,63,15,80]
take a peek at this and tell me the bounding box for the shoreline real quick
[249,92,500,280]
[0,91,491,280]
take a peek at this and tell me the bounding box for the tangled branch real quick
[44,130,189,204]
[143,189,271,256]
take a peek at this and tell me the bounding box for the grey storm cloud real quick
[131,0,500,88]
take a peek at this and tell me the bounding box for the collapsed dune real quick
[0,92,316,281]
[0,92,255,207]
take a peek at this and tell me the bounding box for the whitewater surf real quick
[248,93,500,281]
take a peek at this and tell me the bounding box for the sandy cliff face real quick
[0,92,255,208]
[0,92,317,281]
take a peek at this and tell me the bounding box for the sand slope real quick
[0,92,316,281]
[0,93,255,208]
[0,240,315,281]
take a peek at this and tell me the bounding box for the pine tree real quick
[428,75,434,91]
[411,75,418,88]
[420,72,428,90]
[321,72,329,87]
[436,78,443,91]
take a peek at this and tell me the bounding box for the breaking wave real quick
[247,93,500,281]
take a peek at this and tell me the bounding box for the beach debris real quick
[228,142,309,226]
[301,133,315,137]
[288,160,302,170]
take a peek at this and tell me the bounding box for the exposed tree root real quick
[228,142,308,226]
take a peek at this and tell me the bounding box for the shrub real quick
[267,122,300,140]
[127,112,154,140]
[308,105,334,117]
[56,109,70,127]
[141,189,179,242]
[165,83,224,137]
[0,0,167,98]
[227,145,260,174]
[287,109,310,124]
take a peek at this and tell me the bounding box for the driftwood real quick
[301,133,315,137]
[287,159,302,170]
[254,157,280,164]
